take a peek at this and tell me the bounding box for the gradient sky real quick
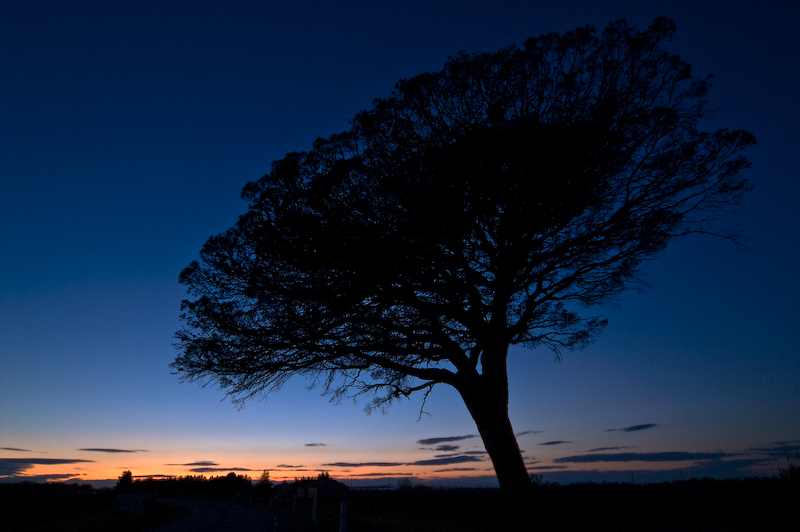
[1,0,799,489]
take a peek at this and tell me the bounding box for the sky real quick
[1,0,799,489]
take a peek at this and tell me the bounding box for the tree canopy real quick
[172,17,754,497]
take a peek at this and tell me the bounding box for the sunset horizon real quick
[2,0,798,499]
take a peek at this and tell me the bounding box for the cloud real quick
[539,441,572,446]
[0,473,86,484]
[587,446,631,452]
[0,458,94,477]
[749,440,800,454]
[605,424,658,433]
[351,472,414,477]
[434,445,460,452]
[409,456,484,467]
[78,448,146,453]
[417,435,475,445]
[433,467,477,472]
[166,461,218,467]
[516,431,544,437]
[421,474,500,489]
[554,451,729,464]
[528,465,568,470]
[305,443,327,447]
[189,467,252,473]
[1,447,32,452]
[276,464,305,469]
[538,458,774,485]
[322,462,403,468]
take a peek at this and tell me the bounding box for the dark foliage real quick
[127,472,253,500]
[173,17,754,496]
[778,452,800,486]
[116,469,133,493]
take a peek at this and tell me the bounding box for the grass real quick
[0,484,184,532]
[3,475,799,532]
[286,478,800,532]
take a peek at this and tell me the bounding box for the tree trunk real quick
[455,349,532,522]
[457,371,532,528]
[458,378,532,495]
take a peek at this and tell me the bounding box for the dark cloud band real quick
[0,458,94,477]
[605,424,658,433]
[189,467,251,473]
[324,455,485,468]
[417,435,475,445]
[322,462,403,468]
[555,451,728,463]
[78,448,144,453]
[410,455,483,466]
[165,461,218,467]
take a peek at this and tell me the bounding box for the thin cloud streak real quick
[189,467,252,473]
[351,472,414,477]
[772,439,800,446]
[540,441,572,446]
[410,456,484,466]
[1,473,85,483]
[749,441,800,454]
[0,458,94,477]
[605,424,658,433]
[417,435,475,445]
[322,462,403,468]
[555,451,729,463]
[78,448,145,453]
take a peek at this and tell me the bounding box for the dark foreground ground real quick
[2,477,798,532]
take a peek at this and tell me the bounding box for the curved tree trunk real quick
[455,347,532,520]
[456,369,532,528]
[461,387,531,490]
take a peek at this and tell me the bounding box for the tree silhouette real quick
[172,18,754,499]
[116,469,133,493]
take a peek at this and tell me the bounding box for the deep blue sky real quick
[1,0,799,487]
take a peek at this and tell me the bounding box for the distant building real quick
[295,478,349,498]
